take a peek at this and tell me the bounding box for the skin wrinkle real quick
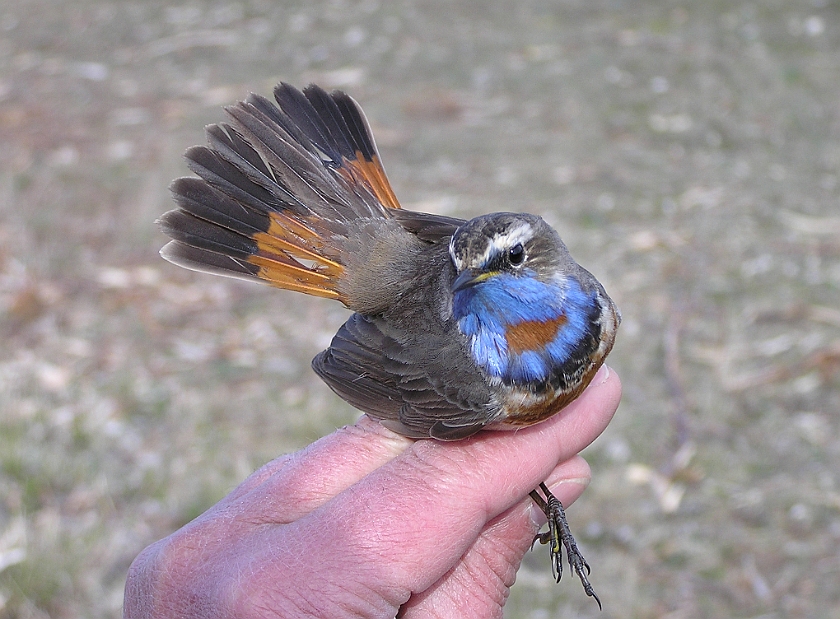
[253,580,324,619]
[458,554,511,612]
[456,519,519,604]
[340,463,467,593]
[279,531,405,619]
[398,437,538,545]
[268,574,392,619]
[401,501,533,618]
[226,533,347,619]
[275,489,416,611]
[229,419,414,525]
[482,504,537,577]
[332,577,402,619]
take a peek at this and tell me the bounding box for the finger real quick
[210,415,414,523]
[241,367,621,612]
[398,457,592,619]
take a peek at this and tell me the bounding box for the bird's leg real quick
[529,482,601,609]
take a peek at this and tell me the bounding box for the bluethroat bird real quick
[158,83,620,606]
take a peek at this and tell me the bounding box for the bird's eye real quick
[508,243,525,266]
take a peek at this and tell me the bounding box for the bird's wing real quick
[312,313,497,440]
[389,209,464,242]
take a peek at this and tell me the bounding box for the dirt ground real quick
[1,0,839,617]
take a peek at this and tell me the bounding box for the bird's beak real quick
[452,269,492,293]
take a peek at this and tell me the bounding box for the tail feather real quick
[247,92,316,155]
[159,210,258,263]
[274,84,352,165]
[204,123,277,194]
[330,91,401,211]
[170,177,268,237]
[277,84,401,211]
[331,93,377,162]
[224,102,345,212]
[160,243,261,284]
[159,83,403,303]
[185,145,285,213]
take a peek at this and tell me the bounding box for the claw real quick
[529,483,601,610]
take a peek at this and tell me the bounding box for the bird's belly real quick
[494,363,597,427]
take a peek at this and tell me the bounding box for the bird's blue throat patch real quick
[452,272,596,385]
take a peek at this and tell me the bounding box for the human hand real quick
[123,366,621,619]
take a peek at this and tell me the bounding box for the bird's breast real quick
[504,314,568,354]
[453,273,601,388]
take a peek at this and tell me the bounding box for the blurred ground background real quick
[1,0,839,617]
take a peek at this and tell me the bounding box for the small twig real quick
[664,304,691,453]
[724,340,840,392]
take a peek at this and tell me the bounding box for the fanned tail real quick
[158,83,401,303]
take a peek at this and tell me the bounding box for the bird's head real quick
[449,213,573,293]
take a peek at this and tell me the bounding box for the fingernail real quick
[528,499,548,527]
[526,478,590,528]
[593,364,610,385]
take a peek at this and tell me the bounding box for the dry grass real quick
[1,1,839,617]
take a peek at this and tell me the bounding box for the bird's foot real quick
[529,482,601,610]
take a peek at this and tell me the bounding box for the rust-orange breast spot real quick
[505,314,567,355]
